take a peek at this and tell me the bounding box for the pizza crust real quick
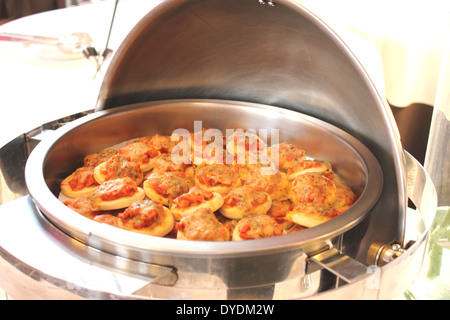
[121,205,174,237]
[60,168,99,198]
[285,203,333,228]
[170,191,224,221]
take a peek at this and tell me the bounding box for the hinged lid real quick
[96,0,407,254]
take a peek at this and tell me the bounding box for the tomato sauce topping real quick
[119,200,163,229]
[223,186,268,208]
[178,208,229,241]
[68,167,97,191]
[94,177,138,201]
[173,188,214,208]
[196,164,238,187]
[238,215,284,240]
[291,172,336,205]
[119,141,159,165]
[146,172,191,198]
[101,155,143,182]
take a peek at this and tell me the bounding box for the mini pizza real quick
[170,187,224,220]
[219,185,272,220]
[143,171,193,206]
[64,194,97,219]
[118,200,174,237]
[269,142,306,172]
[244,167,291,201]
[194,164,241,195]
[290,172,337,206]
[83,149,118,168]
[177,208,230,241]
[60,166,99,198]
[232,215,286,241]
[286,173,357,228]
[90,177,145,211]
[93,155,144,185]
[118,141,160,172]
[286,159,332,181]
[285,202,339,228]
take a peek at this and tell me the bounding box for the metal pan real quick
[24,99,382,294]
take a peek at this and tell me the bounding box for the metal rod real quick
[104,0,119,52]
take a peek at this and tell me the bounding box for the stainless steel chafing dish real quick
[0,0,436,300]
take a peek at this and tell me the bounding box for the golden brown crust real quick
[118,200,174,237]
[177,208,230,241]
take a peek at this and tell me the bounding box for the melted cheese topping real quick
[194,164,241,195]
[219,186,272,219]
[137,134,175,154]
[60,167,99,198]
[170,187,224,220]
[143,171,193,206]
[290,172,337,206]
[83,149,118,167]
[269,142,306,172]
[94,155,144,185]
[177,208,230,241]
[90,177,145,211]
[285,172,357,228]
[118,200,174,237]
[244,168,290,201]
[118,141,160,172]
[152,154,191,174]
[232,215,286,241]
